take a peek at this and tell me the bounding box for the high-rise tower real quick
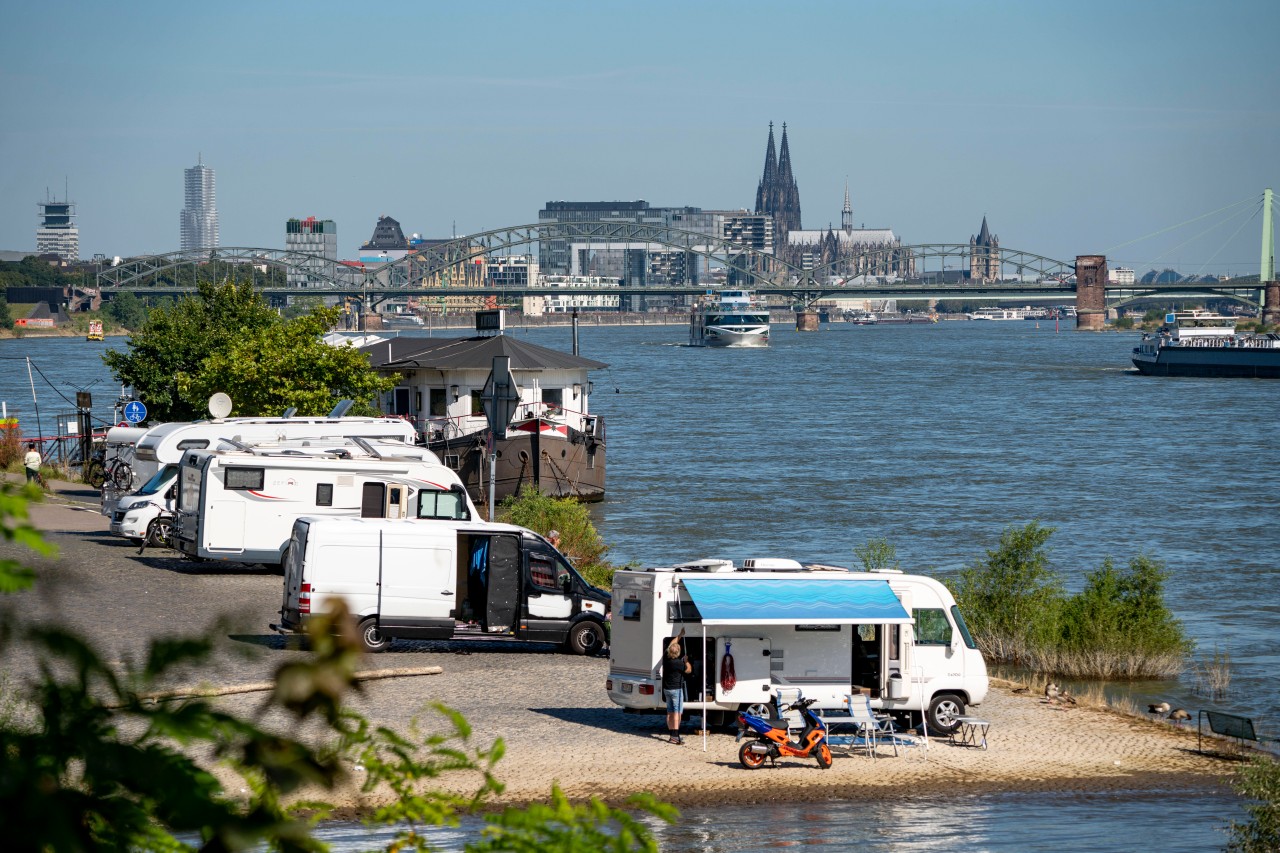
[180,156,219,250]
[36,190,79,261]
[753,122,802,240]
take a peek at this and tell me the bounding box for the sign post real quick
[123,401,148,425]
[481,356,521,520]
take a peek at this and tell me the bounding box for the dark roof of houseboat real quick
[361,335,607,371]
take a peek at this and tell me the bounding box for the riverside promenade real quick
[2,477,1234,811]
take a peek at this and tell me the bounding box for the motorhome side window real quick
[417,489,468,520]
[316,483,333,507]
[176,439,209,450]
[224,468,264,490]
[666,601,702,623]
[621,600,641,621]
[913,609,952,645]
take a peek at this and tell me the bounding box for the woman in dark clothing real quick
[662,638,691,744]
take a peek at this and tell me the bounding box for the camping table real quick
[949,716,990,749]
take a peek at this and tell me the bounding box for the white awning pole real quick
[915,664,929,752]
[702,624,707,752]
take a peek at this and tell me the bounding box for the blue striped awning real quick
[680,577,912,626]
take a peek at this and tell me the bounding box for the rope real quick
[1133,203,1260,271]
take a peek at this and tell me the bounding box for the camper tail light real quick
[299,583,311,614]
[605,679,612,691]
[638,684,654,695]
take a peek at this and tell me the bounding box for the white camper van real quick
[173,441,473,566]
[605,559,988,734]
[107,416,418,540]
[273,516,611,654]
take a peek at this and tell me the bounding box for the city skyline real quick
[1,1,1277,277]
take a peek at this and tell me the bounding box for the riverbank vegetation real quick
[946,522,1193,679]
[0,482,671,850]
[102,278,394,421]
[497,491,628,590]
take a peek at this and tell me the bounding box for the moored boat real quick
[690,290,770,347]
[1131,311,1280,378]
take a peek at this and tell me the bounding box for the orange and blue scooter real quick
[736,695,833,769]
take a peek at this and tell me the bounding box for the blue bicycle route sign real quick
[123,401,148,424]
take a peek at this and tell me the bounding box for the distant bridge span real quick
[94,222,1275,325]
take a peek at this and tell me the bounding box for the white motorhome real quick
[173,441,473,567]
[272,516,611,654]
[605,559,988,734]
[106,415,418,539]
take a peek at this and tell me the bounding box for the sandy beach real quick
[6,488,1238,812]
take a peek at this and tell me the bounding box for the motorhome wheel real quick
[742,702,775,721]
[565,620,606,656]
[357,617,391,653]
[927,694,965,734]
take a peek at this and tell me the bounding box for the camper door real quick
[714,637,772,705]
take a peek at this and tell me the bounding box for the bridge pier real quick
[795,310,820,332]
[1264,281,1280,326]
[1074,255,1108,331]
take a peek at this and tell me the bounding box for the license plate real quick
[622,682,633,693]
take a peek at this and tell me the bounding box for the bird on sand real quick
[1058,690,1078,706]
[1044,682,1060,700]
[1168,708,1191,724]
[1147,701,1171,716]
[1012,686,1030,695]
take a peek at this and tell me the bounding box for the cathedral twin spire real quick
[754,122,802,236]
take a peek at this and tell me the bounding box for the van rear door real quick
[280,520,310,630]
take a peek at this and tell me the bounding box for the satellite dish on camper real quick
[208,392,233,420]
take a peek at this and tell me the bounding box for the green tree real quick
[103,279,390,421]
[0,296,12,329]
[949,521,1063,664]
[854,537,900,572]
[182,307,395,417]
[104,290,149,330]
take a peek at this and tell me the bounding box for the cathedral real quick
[753,124,914,279]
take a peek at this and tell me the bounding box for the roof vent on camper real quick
[328,399,355,418]
[742,558,804,571]
[673,559,735,573]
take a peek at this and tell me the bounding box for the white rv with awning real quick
[605,559,988,734]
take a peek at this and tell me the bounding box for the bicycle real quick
[136,502,176,556]
[86,450,133,491]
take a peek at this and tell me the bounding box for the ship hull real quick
[1132,349,1280,378]
[427,419,606,506]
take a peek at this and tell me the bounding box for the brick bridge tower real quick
[1074,255,1107,331]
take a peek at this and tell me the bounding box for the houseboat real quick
[359,314,607,504]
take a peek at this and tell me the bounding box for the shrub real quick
[854,537,900,572]
[498,491,622,590]
[950,522,1063,665]
[1228,756,1280,852]
[0,421,21,468]
[1114,316,1135,330]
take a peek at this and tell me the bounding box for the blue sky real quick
[2,0,1277,276]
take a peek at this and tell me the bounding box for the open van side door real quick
[483,534,521,633]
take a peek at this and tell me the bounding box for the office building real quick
[285,217,337,287]
[180,157,219,250]
[36,193,79,262]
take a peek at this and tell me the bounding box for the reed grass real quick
[1191,645,1232,700]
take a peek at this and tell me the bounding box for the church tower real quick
[841,181,853,233]
[969,216,1001,282]
[754,122,802,241]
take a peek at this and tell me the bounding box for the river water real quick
[2,320,1275,849]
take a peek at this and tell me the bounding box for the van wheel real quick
[927,694,965,734]
[357,617,391,653]
[565,620,605,655]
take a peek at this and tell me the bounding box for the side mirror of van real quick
[560,574,573,594]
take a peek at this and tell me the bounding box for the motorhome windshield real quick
[951,605,978,650]
[137,464,178,496]
[416,488,470,520]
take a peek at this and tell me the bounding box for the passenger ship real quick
[689,290,771,347]
[1132,311,1280,378]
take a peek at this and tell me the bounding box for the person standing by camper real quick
[24,443,43,487]
[662,637,692,744]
